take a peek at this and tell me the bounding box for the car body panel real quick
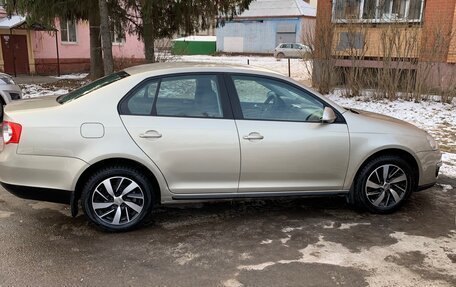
[121,116,241,194]
[236,120,350,192]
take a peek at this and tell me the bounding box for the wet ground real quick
[0,175,455,287]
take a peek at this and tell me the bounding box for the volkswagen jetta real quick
[0,63,442,231]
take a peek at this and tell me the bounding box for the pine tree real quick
[120,0,255,63]
[5,0,107,79]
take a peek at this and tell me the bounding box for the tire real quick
[352,155,415,214]
[81,165,154,232]
[276,52,285,59]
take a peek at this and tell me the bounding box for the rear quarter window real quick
[57,71,129,104]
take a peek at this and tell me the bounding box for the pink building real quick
[0,6,146,76]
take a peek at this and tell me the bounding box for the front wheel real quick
[81,166,154,232]
[352,155,415,214]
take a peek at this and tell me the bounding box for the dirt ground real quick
[0,175,454,287]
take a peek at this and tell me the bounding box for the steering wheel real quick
[264,91,285,111]
[305,109,324,122]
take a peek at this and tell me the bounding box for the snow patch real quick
[339,223,371,230]
[21,84,68,99]
[239,232,456,287]
[178,55,312,81]
[282,226,304,233]
[438,184,453,192]
[0,210,14,219]
[260,239,273,245]
[238,261,276,271]
[222,278,244,287]
[52,73,88,80]
[441,153,456,179]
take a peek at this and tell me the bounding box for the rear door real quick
[120,74,240,194]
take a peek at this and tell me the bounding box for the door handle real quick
[139,130,162,139]
[243,132,264,141]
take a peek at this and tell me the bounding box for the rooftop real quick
[0,15,25,29]
[124,62,282,76]
[236,0,316,19]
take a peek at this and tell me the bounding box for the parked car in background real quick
[0,73,22,105]
[0,63,441,232]
[274,43,311,58]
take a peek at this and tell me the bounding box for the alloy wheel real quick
[365,164,408,208]
[91,176,145,226]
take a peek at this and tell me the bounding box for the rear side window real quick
[120,74,224,119]
[125,80,159,115]
[156,75,223,118]
[57,71,129,104]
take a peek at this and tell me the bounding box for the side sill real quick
[172,190,350,201]
[1,182,71,204]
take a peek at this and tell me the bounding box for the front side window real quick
[155,75,223,118]
[232,76,324,122]
[60,20,77,43]
[333,0,424,23]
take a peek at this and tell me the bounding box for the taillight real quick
[2,121,22,144]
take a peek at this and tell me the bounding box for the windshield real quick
[57,71,130,104]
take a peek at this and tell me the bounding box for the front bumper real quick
[416,150,442,187]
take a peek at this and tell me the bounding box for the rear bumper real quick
[0,145,88,192]
[1,182,71,204]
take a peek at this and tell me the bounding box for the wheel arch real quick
[72,157,162,216]
[349,148,420,193]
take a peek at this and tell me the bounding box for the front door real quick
[228,75,350,192]
[1,35,30,75]
[120,74,240,194]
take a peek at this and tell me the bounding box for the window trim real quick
[118,72,234,120]
[224,73,346,124]
[60,19,78,44]
[331,0,425,24]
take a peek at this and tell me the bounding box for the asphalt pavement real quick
[0,176,455,287]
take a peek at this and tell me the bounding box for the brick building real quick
[315,0,456,90]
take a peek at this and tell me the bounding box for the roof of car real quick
[123,62,283,76]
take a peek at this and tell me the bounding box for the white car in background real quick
[0,73,22,105]
[274,43,311,59]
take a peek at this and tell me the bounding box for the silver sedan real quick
[0,63,442,231]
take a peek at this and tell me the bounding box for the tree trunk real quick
[88,2,104,80]
[143,21,155,63]
[99,0,114,75]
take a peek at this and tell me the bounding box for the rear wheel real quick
[81,166,154,232]
[353,155,415,214]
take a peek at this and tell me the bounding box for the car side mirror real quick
[322,107,337,124]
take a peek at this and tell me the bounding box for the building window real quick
[60,20,77,43]
[333,0,424,23]
[111,26,126,44]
